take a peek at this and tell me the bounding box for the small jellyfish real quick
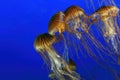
[90,6,120,54]
[34,33,80,80]
[48,11,69,62]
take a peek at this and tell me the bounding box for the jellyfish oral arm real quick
[102,18,116,38]
[102,18,119,52]
[46,47,80,80]
[46,48,67,71]
[60,34,69,63]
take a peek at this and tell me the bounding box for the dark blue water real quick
[0,0,120,80]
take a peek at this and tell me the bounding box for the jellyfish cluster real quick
[34,0,120,80]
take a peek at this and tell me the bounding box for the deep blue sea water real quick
[0,0,120,80]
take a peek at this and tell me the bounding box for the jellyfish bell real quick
[64,6,85,22]
[34,33,80,80]
[48,11,66,35]
[90,6,119,22]
[91,6,119,22]
[34,33,56,51]
[90,6,118,24]
[108,6,119,16]
[64,5,88,30]
[48,11,66,43]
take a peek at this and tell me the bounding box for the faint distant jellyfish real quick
[34,33,80,80]
[64,5,89,40]
[48,11,69,62]
[90,6,120,54]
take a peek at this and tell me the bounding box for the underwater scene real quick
[0,0,120,80]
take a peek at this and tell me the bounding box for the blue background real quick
[0,0,120,80]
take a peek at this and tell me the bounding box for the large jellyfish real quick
[34,33,80,80]
[48,12,69,62]
[90,6,120,55]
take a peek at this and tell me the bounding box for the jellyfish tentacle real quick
[111,35,118,52]
[102,18,116,38]
[60,34,69,63]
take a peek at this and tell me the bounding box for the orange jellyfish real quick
[63,5,92,60]
[48,11,69,62]
[34,33,80,80]
[64,5,88,39]
[90,6,120,53]
[89,5,120,66]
